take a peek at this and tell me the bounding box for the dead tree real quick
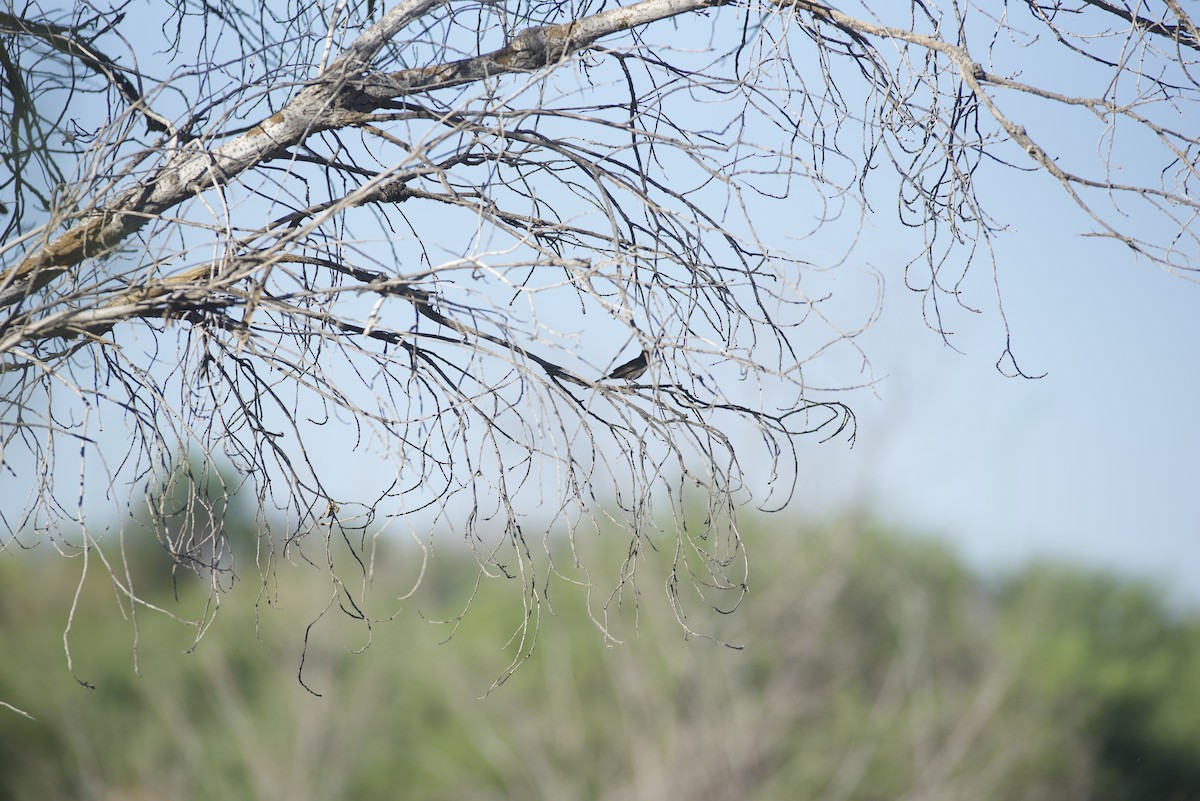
[0,1,1194,675]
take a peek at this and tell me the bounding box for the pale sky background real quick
[787,182,1200,607]
[4,2,1197,608]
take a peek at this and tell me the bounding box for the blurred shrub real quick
[1,514,1198,800]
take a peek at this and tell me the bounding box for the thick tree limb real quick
[4,0,1192,314]
[0,0,725,311]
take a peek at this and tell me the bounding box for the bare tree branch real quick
[0,0,1194,671]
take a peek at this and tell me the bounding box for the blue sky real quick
[789,176,1200,606]
[4,1,1196,608]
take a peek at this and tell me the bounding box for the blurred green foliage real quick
[1,513,1198,801]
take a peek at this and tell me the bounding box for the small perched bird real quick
[605,348,651,381]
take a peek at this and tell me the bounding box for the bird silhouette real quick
[605,348,650,381]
